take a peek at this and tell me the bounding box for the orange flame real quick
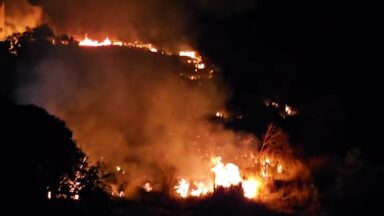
[242,178,261,199]
[78,35,113,47]
[172,156,278,200]
[211,157,242,188]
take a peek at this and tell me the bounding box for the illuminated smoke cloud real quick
[1,0,43,36]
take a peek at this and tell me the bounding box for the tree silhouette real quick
[0,98,109,215]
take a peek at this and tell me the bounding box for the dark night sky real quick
[193,0,383,158]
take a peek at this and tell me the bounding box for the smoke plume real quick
[27,0,193,50]
[4,0,259,48]
[16,46,241,195]
[2,0,43,35]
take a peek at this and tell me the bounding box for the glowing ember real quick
[197,63,205,69]
[242,178,260,199]
[215,112,224,118]
[74,194,80,200]
[143,182,153,192]
[264,100,299,118]
[116,166,121,172]
[284,105,298,116]
[149,47,158,53]
[47,191,52,200]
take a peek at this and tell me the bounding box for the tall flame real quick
[175,178,190,198]
[211,157,242,188]
[172,156,277,200]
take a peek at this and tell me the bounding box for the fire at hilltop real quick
[76,35,211,80]
[6,33,214,81]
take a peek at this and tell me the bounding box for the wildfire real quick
[211,157,242,187]
[284,105,298,116]
[78,35,113,46]
[179,51,197,59]
[215,112,225,118]
[190,181,212,197]
[6,31,214,81]
[175,178,191,198]
[75,35,214,80]
[142,182,153,192]
[4,28,313,210]
[77,35,158,52]
[242,178,260,199]
[172,156,286,200]
[264,100,299,118]
[277,164,283,174]
[74,194,80,200]
[178,50,206,74]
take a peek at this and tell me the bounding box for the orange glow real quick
[143,182,153,192]
[77,35,161,54]
[190,182,212,197]
[277,164,283,174]
[149,47,158,53]
[242,178,260,199]
[179,51,197,59]
[35,31,310,210]
[211,157,242,188]
[78,35,113,47]
[284,105,298,116]
[171,156,291,200]
[215,112,224,118]
[78,35,100,46]
[175,178,190,198]
[197,63,205,69]
[112,41,123,46]
[77,35,114,47]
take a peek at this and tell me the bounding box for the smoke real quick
[13,46,318,214]
[10,0,318,211]
[15,46,245,194]
[2,0,43,35]
[2,0,259,49]
[26,0,193,50]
